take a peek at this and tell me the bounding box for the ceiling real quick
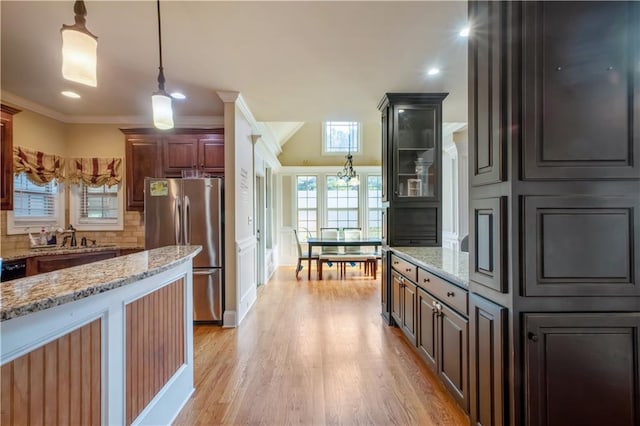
[1,1,468,127]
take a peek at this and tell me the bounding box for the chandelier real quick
[336,130,359,186]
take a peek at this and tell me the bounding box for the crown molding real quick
[442,122,467,137]
[216,90,240,103]
[1,90,223,126]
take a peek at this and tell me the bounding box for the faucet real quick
[67,225,77,247]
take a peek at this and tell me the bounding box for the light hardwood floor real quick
[174,266,469,425]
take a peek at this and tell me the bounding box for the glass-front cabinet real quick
[378,93,448,246]
[395,105,439,199]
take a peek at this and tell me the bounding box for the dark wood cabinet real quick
[390,269,417,345]
[122,128,224,211]
[1,104,20,211]
[26,250,119,275]
[163,131,224,176]
[418,288,438,369]
[418,287,469,411]
[468,2,640,425]
[469,294,506,426]
[390,252,470,413]
[524,313,640,426]
[124,134,162,211]
[438,302,468,412]
[198,133,225,173]
[378,93,447,246]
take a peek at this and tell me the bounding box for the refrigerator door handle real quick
[192,269,217,276]
[184,195,191,245]
[175,198,182,244]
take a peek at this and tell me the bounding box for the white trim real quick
[6,179,66,235]
[223,310,237,328]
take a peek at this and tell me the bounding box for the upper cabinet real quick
[1,104,21,211]
[379,93,448,202]
[378,93,448,246]
[163,130,224,176]
[122,129,224,211]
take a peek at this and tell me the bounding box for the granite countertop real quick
[0,245,201,322]
[390,246,469,288]
[1,245,145,261]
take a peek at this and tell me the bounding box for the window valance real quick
[68,157,122,187]
[13,146,65,185]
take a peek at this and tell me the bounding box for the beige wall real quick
[13,109,68,155]
[278,122,381,166]
[1,107,144,250]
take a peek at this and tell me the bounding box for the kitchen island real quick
[0,245,201,425]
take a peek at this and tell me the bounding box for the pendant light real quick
[152,0,174,130]
[336,125,359,186]
[61,0,98,87]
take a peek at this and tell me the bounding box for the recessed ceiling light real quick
[171,92,186,100]
[459,26,470,37]
[427,68,440,76]
[398,109,405,113]
[61,91,81,98]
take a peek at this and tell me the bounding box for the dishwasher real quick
[1,258,27,282]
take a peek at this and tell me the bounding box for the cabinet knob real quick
[393,261,399,265]
[446,291,454,297]
[424,278,430,283]
[406,268,411,272]
[528,332,539,342]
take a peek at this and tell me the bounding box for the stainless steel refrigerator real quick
[144,177,224,323]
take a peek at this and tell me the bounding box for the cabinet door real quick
[521,1,640,180]
[401,280,417,345]
[393,105,441,201]
[417,288,437,369]
[198,135,224,173]
[164,135,199,175]
[390,270,403,325]
[524,313,640,426]
[125,136,162,211]
[469,294,507,426]
[438,302,469,412]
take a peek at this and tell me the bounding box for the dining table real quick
[307,237,383,280]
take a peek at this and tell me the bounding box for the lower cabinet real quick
[26,250,120,275]
[391,270,417,345]
[524,312,640,426]
[419,288,468,411]
[389,254,470,413]
[469,294,507,426]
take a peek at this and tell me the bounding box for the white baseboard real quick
[223,310,237,328]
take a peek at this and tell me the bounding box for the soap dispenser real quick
[39,227,48,245]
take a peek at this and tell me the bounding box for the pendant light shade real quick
[151,0,174,130]
[152,92,174,130]
[61,0,97,87]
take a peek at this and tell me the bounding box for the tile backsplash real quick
[0,210,145,251]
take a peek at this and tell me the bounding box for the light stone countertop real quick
[1,245,144,261]
[0,245,202,322]
[390,246,469,288]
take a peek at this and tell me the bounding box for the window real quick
[323,121,360,154]
[296,176,317,240]
[70,183,123,231]
[7,174,64,233]
[367,175,383,238]
[326,176,359,229]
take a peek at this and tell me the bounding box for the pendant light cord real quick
[156,0,166,91]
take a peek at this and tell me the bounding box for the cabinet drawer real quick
[391,254,417,282]
[418,268,468,316]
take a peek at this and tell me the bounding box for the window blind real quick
[13,174,59,220]
[79,183,118,221]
